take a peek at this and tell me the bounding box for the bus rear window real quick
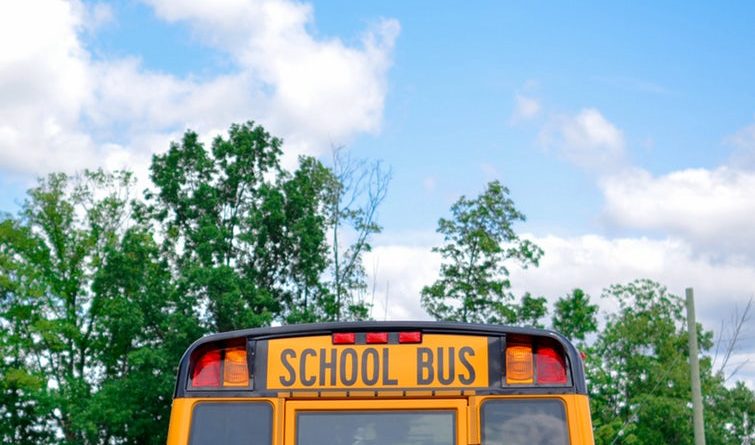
[482,399,569,445]
[297,411,455,445]
[189,402,272,445]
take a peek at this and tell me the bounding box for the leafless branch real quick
[715,296,753,380]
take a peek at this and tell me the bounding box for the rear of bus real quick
[166,322,594,445]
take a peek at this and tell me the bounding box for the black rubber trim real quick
[487,336,502,388]
[173,321,587,397]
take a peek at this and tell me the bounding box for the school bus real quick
[166,321,595,445]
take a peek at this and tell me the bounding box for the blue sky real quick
[85,1,755,235]
[1,0,755,385]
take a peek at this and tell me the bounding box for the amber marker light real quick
[222,347,249,387]
[505,344,534,384]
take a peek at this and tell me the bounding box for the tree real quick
[325,147,391,321]
[587,279,755,445]
[421,180,543,323]
[552,288,598,342]
[147,122,338,329]
[0,122,390,444]
[516,292,548,328]
[0,170,190,444]
[587,279,693,445]
[279,156,338,323]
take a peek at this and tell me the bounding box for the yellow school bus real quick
[166,322,595,445]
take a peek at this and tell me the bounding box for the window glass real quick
[297,411,455,445]
[189,402,272,445]
[482,399,569,445]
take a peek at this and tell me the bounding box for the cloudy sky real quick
[1,0,754,386]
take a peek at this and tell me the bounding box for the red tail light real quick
[536,346,567,384]
[192,349,221,387]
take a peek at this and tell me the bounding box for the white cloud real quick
[141,0,400,156]
[726,121,755,169]
[601,166,755,257]
[0,0,97,174]
[0,0,399,177]
[364,243,441,321]
[510,94,540,123]
[539,108,625,170]
[726,122,755,151]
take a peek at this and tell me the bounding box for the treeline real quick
[421,181,754,445]
[0,122,753,444]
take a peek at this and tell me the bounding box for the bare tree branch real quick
[715,296,753,380]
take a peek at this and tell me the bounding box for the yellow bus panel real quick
[266,334,489,390]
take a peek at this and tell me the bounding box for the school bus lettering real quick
[278,347,400,387]
[458,346,475,384]
[266,334,488,390]
[416,346,476,385]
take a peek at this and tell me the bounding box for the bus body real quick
[166,321,595,445]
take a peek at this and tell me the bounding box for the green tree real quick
[587,279,754,445]
[147,122,338,329]
[0,122,390,444]
[421,181,543,323]
[588,280,697,445]
[552,288,598,342]
[516,292,548,328]
[0,170,190,444]
[280,156,338,323]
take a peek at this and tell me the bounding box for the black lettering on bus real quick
[437,347,455,385]
[279,349,297,386]
[417,347,434,385]
[319,348,337,386]
[381,348,398,385]
[458,346,475,384]
[340,348,358,386]
[361,348,379,385]
[300,348,316,386]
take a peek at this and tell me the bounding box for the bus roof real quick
[174,321,587,397]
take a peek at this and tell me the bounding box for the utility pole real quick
[686,287,706,445]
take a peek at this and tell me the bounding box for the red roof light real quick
[366,332,389,344]
[332,333,356,344]
[398,331,422,343]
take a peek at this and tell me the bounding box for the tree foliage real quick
[421,180,543,323]
[0,170,192,444]
[146,122,343,330]
[0,122,389,444]
[552,288,598,342]
[588,279,754,445]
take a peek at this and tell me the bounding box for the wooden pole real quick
[686,287,706,445]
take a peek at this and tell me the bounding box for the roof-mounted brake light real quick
[332,333,356,344]
[398,331,422,343]
[332,331,424,345]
